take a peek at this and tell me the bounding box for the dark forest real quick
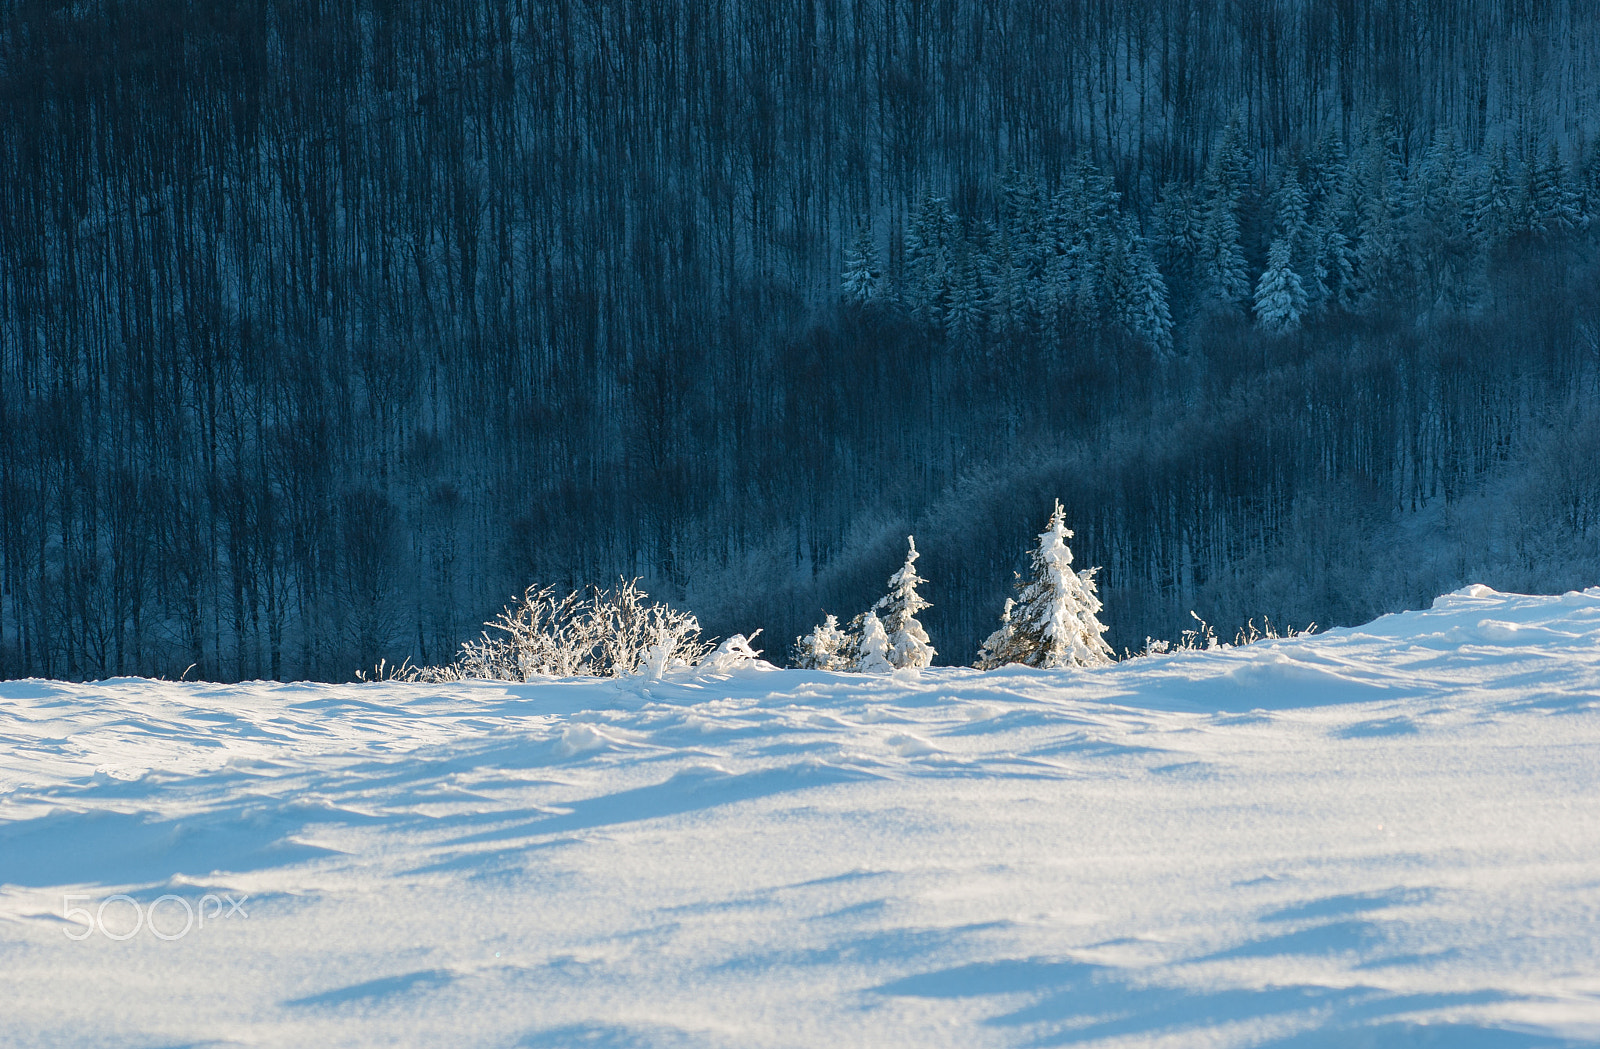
[4,0,1600,680]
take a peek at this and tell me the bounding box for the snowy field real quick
[3,586,1600,1049]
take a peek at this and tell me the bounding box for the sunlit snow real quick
[4,586,1600,1047]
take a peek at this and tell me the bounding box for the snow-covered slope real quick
[3,586,1600,1048]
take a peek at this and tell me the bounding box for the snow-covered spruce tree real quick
[1271,171,1323,316]
[945,247,986,346]
[1530,142,1581,235]
[841,223,883,305]
[1253,237,1307,332]
[985,226,1028,336]
[855,610,894,673]
[1200,190,1250,309]
[1305,129,1348,210]
[904,195,959,322]
[1114,234,1175,355]
[1151,180,1204,282]
[1199,125,1251,309]
[1043,165,1119,324]
[792,613,851,670]
[1348,122,1408,311]
[1580,140,1600,224]
[874,536,936,668]
[1408,131,1478,311]
[975,501,1114,669]
[1476,144,1520,246]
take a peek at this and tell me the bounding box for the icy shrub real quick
[1137,612,1315,657]
[1231,616,1315,646]
[416,580,712,681]
[355,658,422,682]
[698,633,766,675]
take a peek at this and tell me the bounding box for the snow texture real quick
[4,586,1600,1047]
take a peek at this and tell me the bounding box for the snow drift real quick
[3,586,1600,1047]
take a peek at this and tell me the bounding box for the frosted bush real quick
[417,580,712,681]
[697,632,765,675]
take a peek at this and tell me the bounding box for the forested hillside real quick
[4,0,1600,680]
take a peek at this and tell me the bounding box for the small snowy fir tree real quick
[1476,144,1519,245]
[874,536,936,669]
[855,610,894,673]
[904,196,958,321]
[1306,130,1348,209]
[1107,233,1174,355]
[1579,140,1600,225]
[793,613,850,670]
[1201,201,1250,308]
[944,247,986,346]
[1151,180,1204,280]
[1200,125,1251,309]
[1312,219,1355,310]
[1253,237,1307,332]
[841,223,883,304]
[1529,142,1580,234]
[975,501,1114,669]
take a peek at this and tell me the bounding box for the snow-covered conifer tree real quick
[793,613,850,670]
[1151,181,1204,281]
[1579,141,1600,225]
[1199,125,1251,309]
[1039,172,1113,324]
[855,610,894,673]
[1269,171,1310,245]
[1305,130,1348,210]
[1476,145,1520,245]
[904,196,958,321]
[1409,131,1477,310]
[975,501,1114,669]
[1106,230,1174,355]
[1349,123,1408,310]
[1530,143,1580,234]
[944,248,986,346]
[1200,196,1249,309]
[874,536,936,668]
[985,224,1026,334]
[1307,161,1357,311]
[841,224,883,304]
[1253,238,1307,332]
[1272,171,1322,317]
